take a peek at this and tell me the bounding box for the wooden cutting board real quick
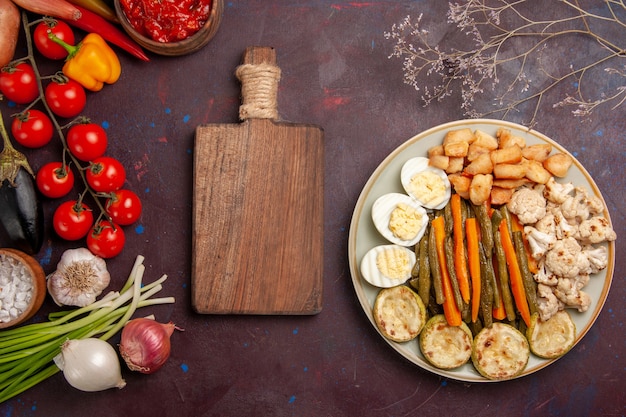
[191,47,324,315]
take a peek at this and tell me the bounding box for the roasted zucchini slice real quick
[471,322,530,380]
[526,311,576,359]
[373,285,426,342]
[419,314,473,369]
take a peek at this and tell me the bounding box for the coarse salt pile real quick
[0,253,34,323]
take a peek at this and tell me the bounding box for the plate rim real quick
[347,118,616,383]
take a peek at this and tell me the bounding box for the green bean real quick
[475,203,494,256]
[417,231,431,306]
[444,235,465,311]
[478,241,493,328]
[493,230,516,321]
[429,223,445,305]
[411,241,420,278]
[444,201,454,236]
[513,231,538,316]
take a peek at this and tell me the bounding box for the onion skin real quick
[119,318,178,374]
[0,0,20,68]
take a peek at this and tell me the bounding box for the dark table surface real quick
[1,1,624,416]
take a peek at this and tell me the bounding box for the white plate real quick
[348,119,616,382]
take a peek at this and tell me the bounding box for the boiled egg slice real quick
[360,244,417,288]
[372,193,429,247]
[400,156,451,210]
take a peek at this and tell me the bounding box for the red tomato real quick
[86,157,126,192]
[11,110,54,148]
[36,162,75,198]
[53,200,94,241]
[0,62,39,104]
[66,122,108,161]
[45,78,86,118]
[87,220,125,258]
[106,189,142,225]
[33,20,75,60]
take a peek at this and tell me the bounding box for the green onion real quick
[0,255,175,403]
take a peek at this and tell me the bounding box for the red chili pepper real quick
[64,5,149,62]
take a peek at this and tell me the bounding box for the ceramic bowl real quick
[114,0,223,57]
[0,248,46,329]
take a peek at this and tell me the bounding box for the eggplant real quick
[0,166,44,254]
[0,109,44,254]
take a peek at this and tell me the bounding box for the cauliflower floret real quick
[577,216,617,244]
[582,244,609,274]
[554,211,578,240]
[535,213,556,235]
[574,186,605,215]
[560,188,591,222]
[534,260,558,286]
[507,187,547,225]
[536,283,564,321]
[544,237,590,279]
[524,226,556,260]
[543,177,574,204]
[553,278,591,313]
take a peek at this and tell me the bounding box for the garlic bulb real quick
[47,248,110,307]
[54,338,126,392]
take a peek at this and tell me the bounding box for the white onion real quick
[53,338,126,392]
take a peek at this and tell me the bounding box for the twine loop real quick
[235,63,281,120]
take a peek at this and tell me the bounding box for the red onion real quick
[119,318,180,374]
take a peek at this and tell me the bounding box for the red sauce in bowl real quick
[120,0,213,43]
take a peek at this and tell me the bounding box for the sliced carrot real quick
[432,215,462,327]
[499,219,531,327]
[451,194,470,303]
[465,217,481,323]
[510,212,539,274]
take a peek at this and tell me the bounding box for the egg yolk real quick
[408,171,446,206]
[389,203,423,241]
[376,248,411,280]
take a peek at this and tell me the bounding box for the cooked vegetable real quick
[416,227,431,305]
[54,338,126,392]
[419,314,473,369]
[465,217,481,322]
[373,285,426,342]
[451,193,470,303]
[50,32,121,92]
[499,218,531,327]
[428,221,445,305]
[0,111,43,255]
[65,5,149,61]
[514,230,538,315]
[120,318,180,374]
[0,256,175,402]
[432,215,462,326]
[526,311,576,359]
[11,0,81,20]
[0,0,20,68]
[471,322,530,380]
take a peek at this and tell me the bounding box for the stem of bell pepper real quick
[64,4,149,62]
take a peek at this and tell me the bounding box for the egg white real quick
[360,244,417,288]
[400,156,451,210]
[371,193,429,247]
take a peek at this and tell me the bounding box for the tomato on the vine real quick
[0,62,39,104]
[87,220,125,258]
[67,122,108,161]
[45,78,86,118]
[36,162,74,198]
[11,110,54,148]
[33,20,75,60]
[53,200,94,241]
[106,189,142,225]
[86,156,126,192]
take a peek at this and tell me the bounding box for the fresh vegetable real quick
[50,32,121,92]
[0,62,39,104]
[373,285,426,342]
[526,311,576,359]
[465,217,481,322]
[106,189,142,225]
[432,215,462,326]
[66,0,119,23]
[87,220,125,258]
[66,121,108,161]
[86,156,126,192]
[53,200,94,240]
[54,338,126,392]
[0,111,43,254]
[419,314,473,369]
[0,0,20,68]
[33,19,75,60]
[45,76,87,118]
[46,247,110,307]
[35,161,74,198]
[65,5,150,62]
[0,255,174,402]
[119,318,180,374]
[499,218,532,327]
[11,109,54,148]
[11,0,82,21]
[471,322,530,380]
